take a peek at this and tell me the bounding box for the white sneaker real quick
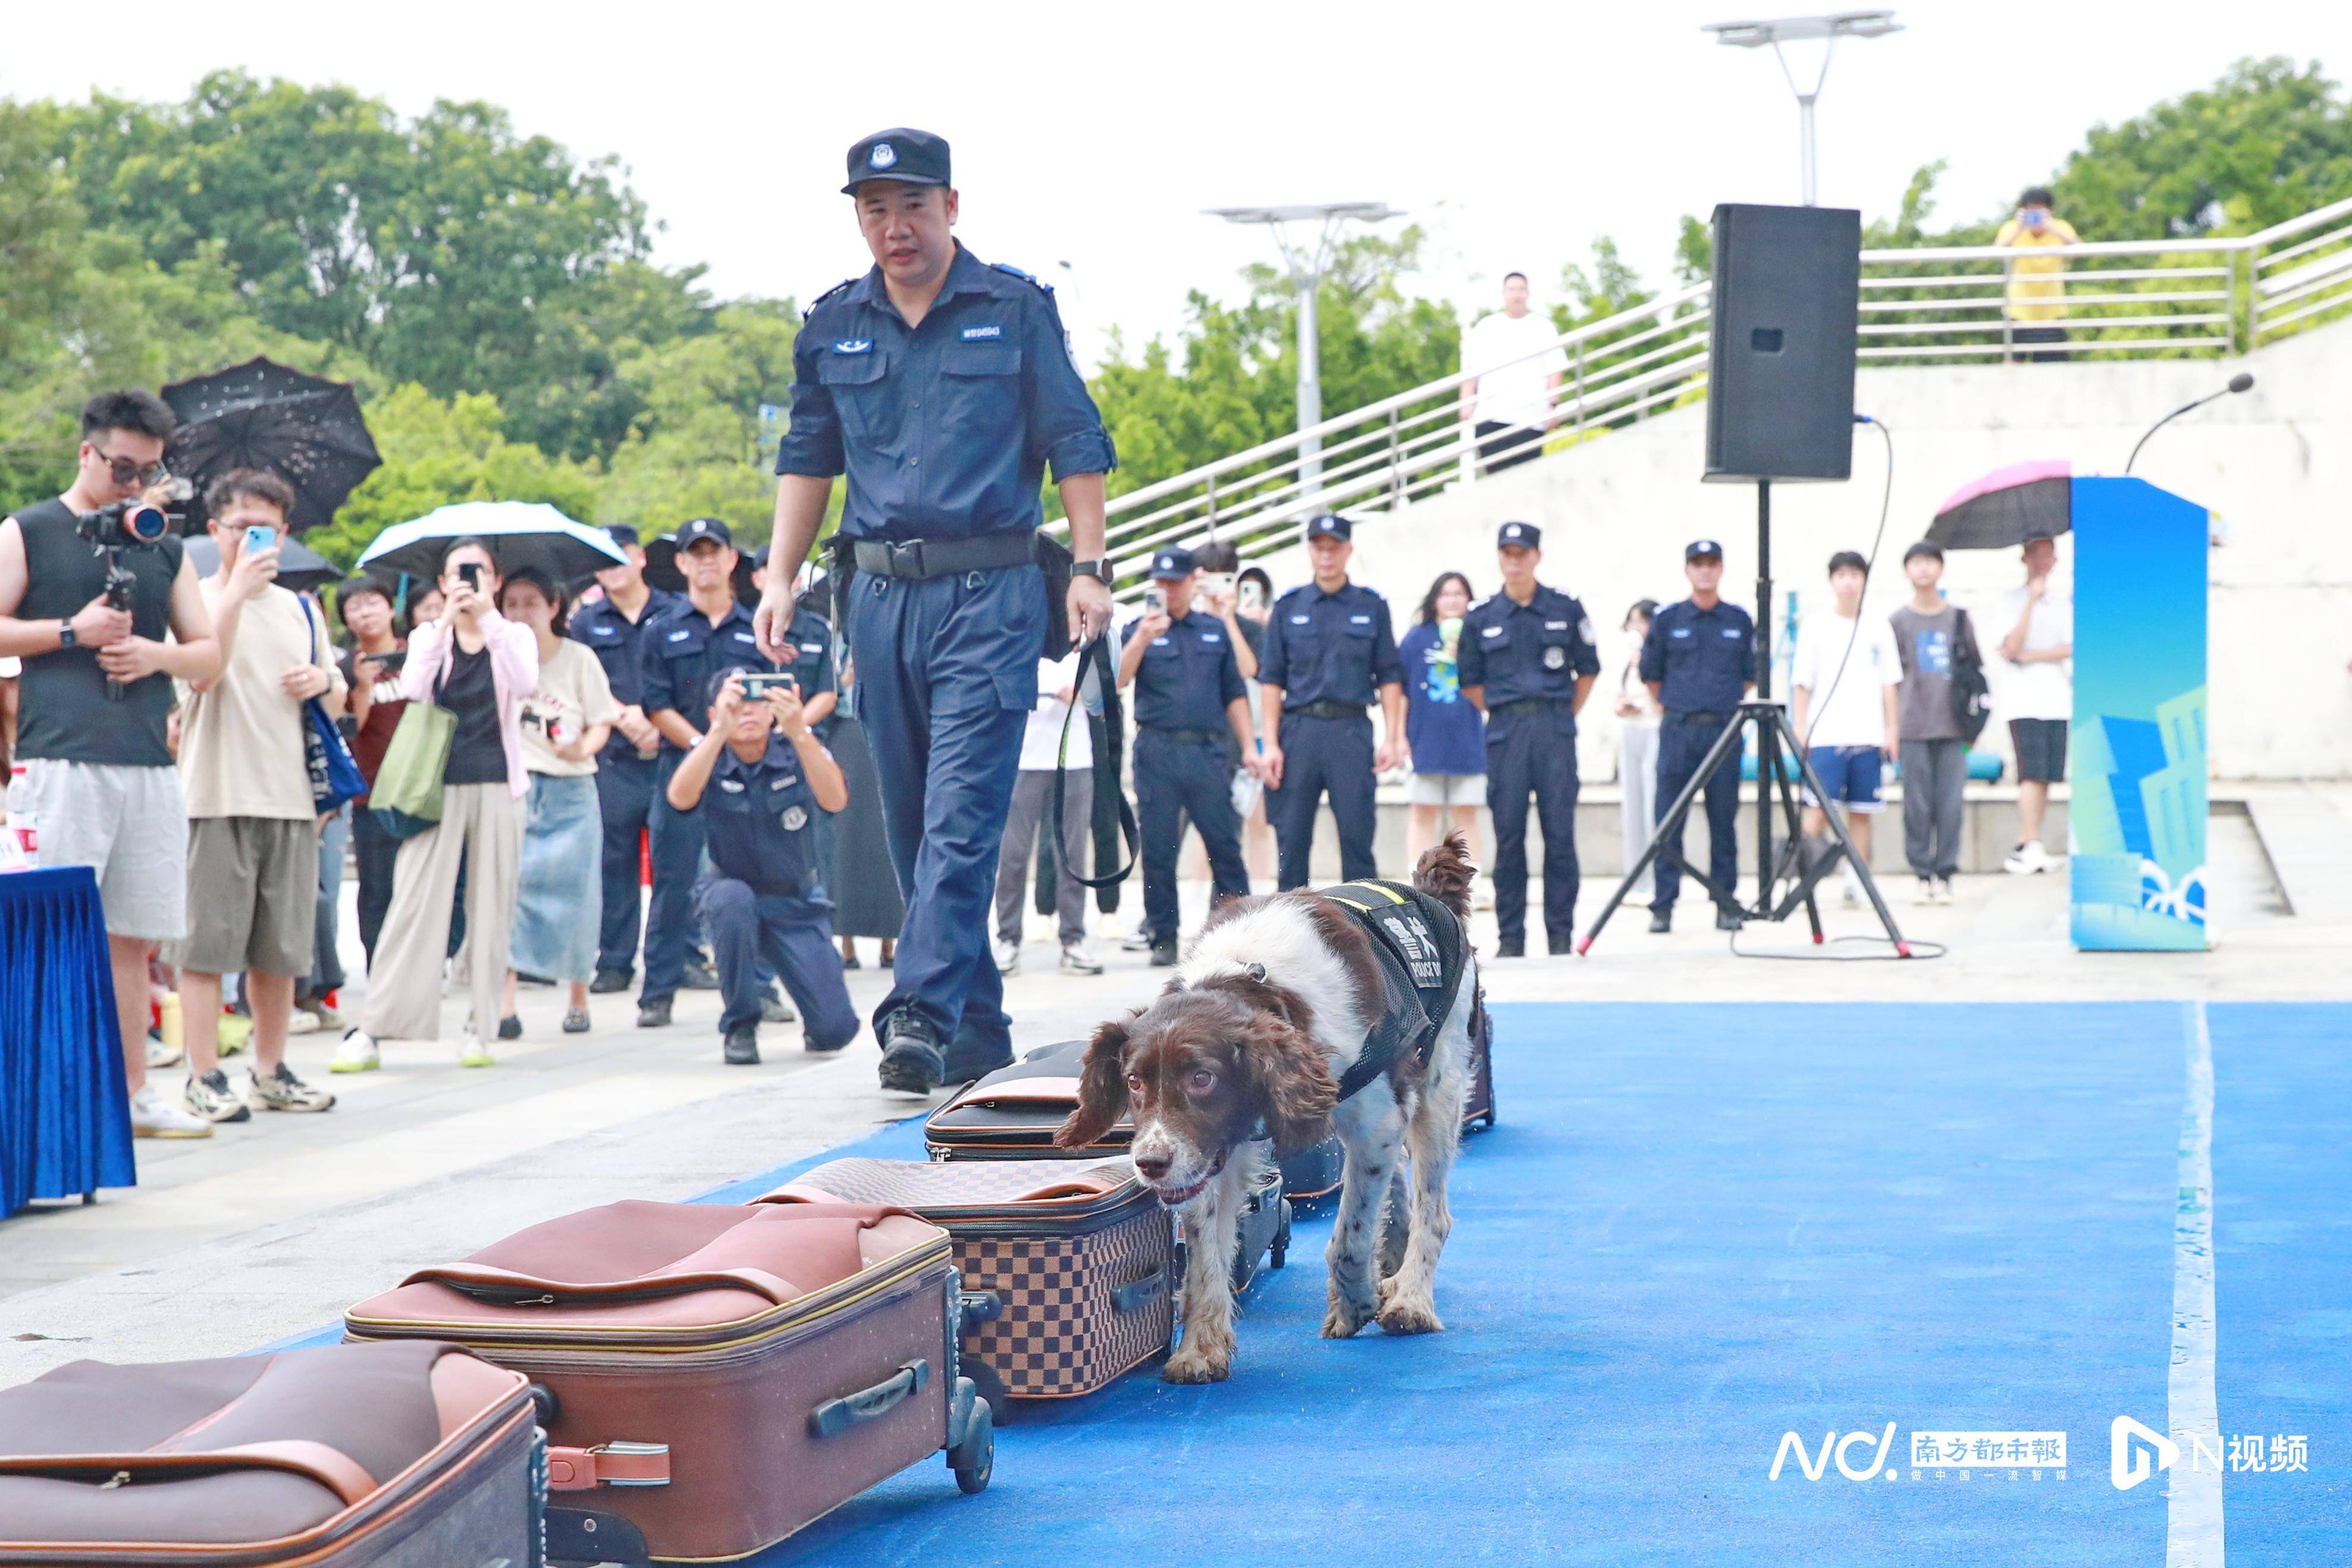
[1840,880,1861,909]
[247,1062,335,1112]
[284,1008,321,1035]
[331,1028,381,1074]
[1119,930,1151,952]
[1059,940,1104,976]
[456,1033,496,1068]
[1936,877,1957,905]
[1912,877,1936,907]
[130,1082,212,1139]
[2003,841,2054,875]
[146,1032,184,1070]
[992,938,1021,974]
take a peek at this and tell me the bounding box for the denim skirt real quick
[509,771,603,983]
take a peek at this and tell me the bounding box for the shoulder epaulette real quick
[801,278,856,320]
[989,260,1052,294]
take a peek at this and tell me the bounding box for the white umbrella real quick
[356,501,625,584]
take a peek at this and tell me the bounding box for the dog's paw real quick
[1321,1296,1373,1339]
[1376,1290,1444,1336]
[1162,1344,1231,1384]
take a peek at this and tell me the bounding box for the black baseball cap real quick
[677,516,733,551]
[1306,513,1353,541]
[1685,538,1724,562]
[843,128,951,195]
[1498,521,1541,550]
[1149,546,1197,579]
[604,523,641,549]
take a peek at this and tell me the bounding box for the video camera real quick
[73,499,178,698]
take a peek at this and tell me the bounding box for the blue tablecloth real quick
[1,867,137,1214]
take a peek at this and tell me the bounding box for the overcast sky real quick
[10,1,2348,370]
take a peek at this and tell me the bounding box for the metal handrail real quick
[1066,197,2352,596]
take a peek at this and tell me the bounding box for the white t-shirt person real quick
[1461,309,1569,429]
[1790,608,1902,749]
[1017,651,1096,772]
[1995,582,2072,721]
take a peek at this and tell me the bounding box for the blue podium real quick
[0,866,137,1213]
[2068,478,2210,951]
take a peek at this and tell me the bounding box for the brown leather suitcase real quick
[0,1340,540,1567]
[344,1201,992,1564]
[760,1156,1176,1407]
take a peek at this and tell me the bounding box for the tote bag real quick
[301,601,368,814]
[369,654,457,841]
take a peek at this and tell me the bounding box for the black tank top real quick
[8,497,185,767]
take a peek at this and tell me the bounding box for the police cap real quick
[843,129,951,195]
[1685,538,1724,562]
[1498,521,1542,550]
[678,516,734,551]
[1305,513,1353,541]
[1149,545,1197,579]
[604,523,641,549]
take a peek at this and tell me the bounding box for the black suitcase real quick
[1462,995,1497,1133]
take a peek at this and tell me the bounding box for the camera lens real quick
[125,505,169,544]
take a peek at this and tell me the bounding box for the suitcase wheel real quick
[1271,1199,1292,1271]
[949,1389,995,1495]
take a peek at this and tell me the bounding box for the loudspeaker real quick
[1704,203,1861,483]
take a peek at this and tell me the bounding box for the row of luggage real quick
[1,1031,1494,1564]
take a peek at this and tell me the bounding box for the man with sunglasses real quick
[0,390,224,1139]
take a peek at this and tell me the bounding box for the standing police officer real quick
[1638,538,1755,933]
[1457,521,1600,956]
[1117,545,1261,965]
[1257,514,1406,889]
[571,525,680,994]
[757,128,1115,1096]
[638,516,777,1026]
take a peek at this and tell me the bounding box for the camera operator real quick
[0,390,224,1140]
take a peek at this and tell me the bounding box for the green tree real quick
[597,300,801,538]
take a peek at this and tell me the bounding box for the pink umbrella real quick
[1927,459,2072,550]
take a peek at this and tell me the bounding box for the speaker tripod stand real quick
[1576,481,1914,957]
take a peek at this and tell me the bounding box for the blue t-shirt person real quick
[1398,619,1487,776]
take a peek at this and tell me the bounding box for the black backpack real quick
[1948,607,1992,746]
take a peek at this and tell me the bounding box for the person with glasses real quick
[0,390,225,1139]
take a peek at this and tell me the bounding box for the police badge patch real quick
[870,142,897,169]
[1543,645,1567,670]
[782,805,809,832]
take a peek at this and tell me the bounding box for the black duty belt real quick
[1144,727,1227,745]
[1670,709,1730,726]
[1492,697,1575,714]
[849,531,1038,580]
[1287,701,1369,721]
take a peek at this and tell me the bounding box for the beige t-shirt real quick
[518,638,620,777]
[179,581,343,820]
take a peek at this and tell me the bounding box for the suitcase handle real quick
[0,1441,375,1506]
[1110,1262,1173,1313]
[402,1263,800,1307]
[808,1359,931,1440]
[545,1441,670,1491]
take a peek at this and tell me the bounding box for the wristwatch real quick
[1071,559,1109,582]
[57,623,77,650]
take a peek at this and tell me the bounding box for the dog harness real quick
[1316,880,1472,1102]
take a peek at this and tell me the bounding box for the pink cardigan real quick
[400,611,541,798]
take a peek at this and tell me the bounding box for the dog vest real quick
[1316,880,1472,1101]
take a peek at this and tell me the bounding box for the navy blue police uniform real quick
[1638,540,1756,916]
[1124,545,1252,948]
[692,725,861,1051]
[774,128,1115,1085]
[569,528,681,984]
[1457,522,1602,951]
[636,517,779,1009]
[1259,516,1406,889]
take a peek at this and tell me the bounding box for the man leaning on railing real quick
[1996,187,2080,363]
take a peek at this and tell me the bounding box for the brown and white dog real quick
[1056,835,1479,1383]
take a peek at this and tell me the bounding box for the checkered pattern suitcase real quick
[761,1158,1175,1403]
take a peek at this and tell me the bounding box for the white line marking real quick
[2169,1001,2224,1567]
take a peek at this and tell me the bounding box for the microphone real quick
[2126,373,2255,473]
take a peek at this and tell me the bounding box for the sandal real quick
[562,1007,591,1034]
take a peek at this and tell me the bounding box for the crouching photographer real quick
[0,390,224,1139]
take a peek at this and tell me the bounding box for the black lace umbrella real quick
[160,358,381,534]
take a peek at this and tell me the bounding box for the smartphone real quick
[1144,587,1166,614]
[1238,580,1266,613]
[457,562,482,591]
[738,671,799,700]
[243,524,277,557]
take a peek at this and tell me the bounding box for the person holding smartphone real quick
[1996,187,2080,362]
[664,669,859,1065]
[335,537,538,1073]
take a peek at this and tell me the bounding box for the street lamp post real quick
[1206,202,1399,500]
[1703,11,1902,205]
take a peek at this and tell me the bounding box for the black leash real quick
[1052,632,1138,889]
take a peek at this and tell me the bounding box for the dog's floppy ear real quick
[1054,1015,1134,1149]
[1241,1013,1338,1156]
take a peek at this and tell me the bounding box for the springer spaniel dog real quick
[1056,834,1481,1384]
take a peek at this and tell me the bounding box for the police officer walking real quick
[638,516,777,1026]
[1457,521,1600,956]
[570,525,680,995]
[1258,514,1406,889]
[1637,538,1755,932]
[1118,545,1262,965]
[757,128,1115,1096]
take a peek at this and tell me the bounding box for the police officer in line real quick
[663,670,861,1065]
[1118,545,1263,965]
[638,516,780,1026]
[1638,538,1756,933]
[570,525,682,995]
[755,127,1116,1096]
[1457,521,1601,957]
[1258,513,1407,889]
